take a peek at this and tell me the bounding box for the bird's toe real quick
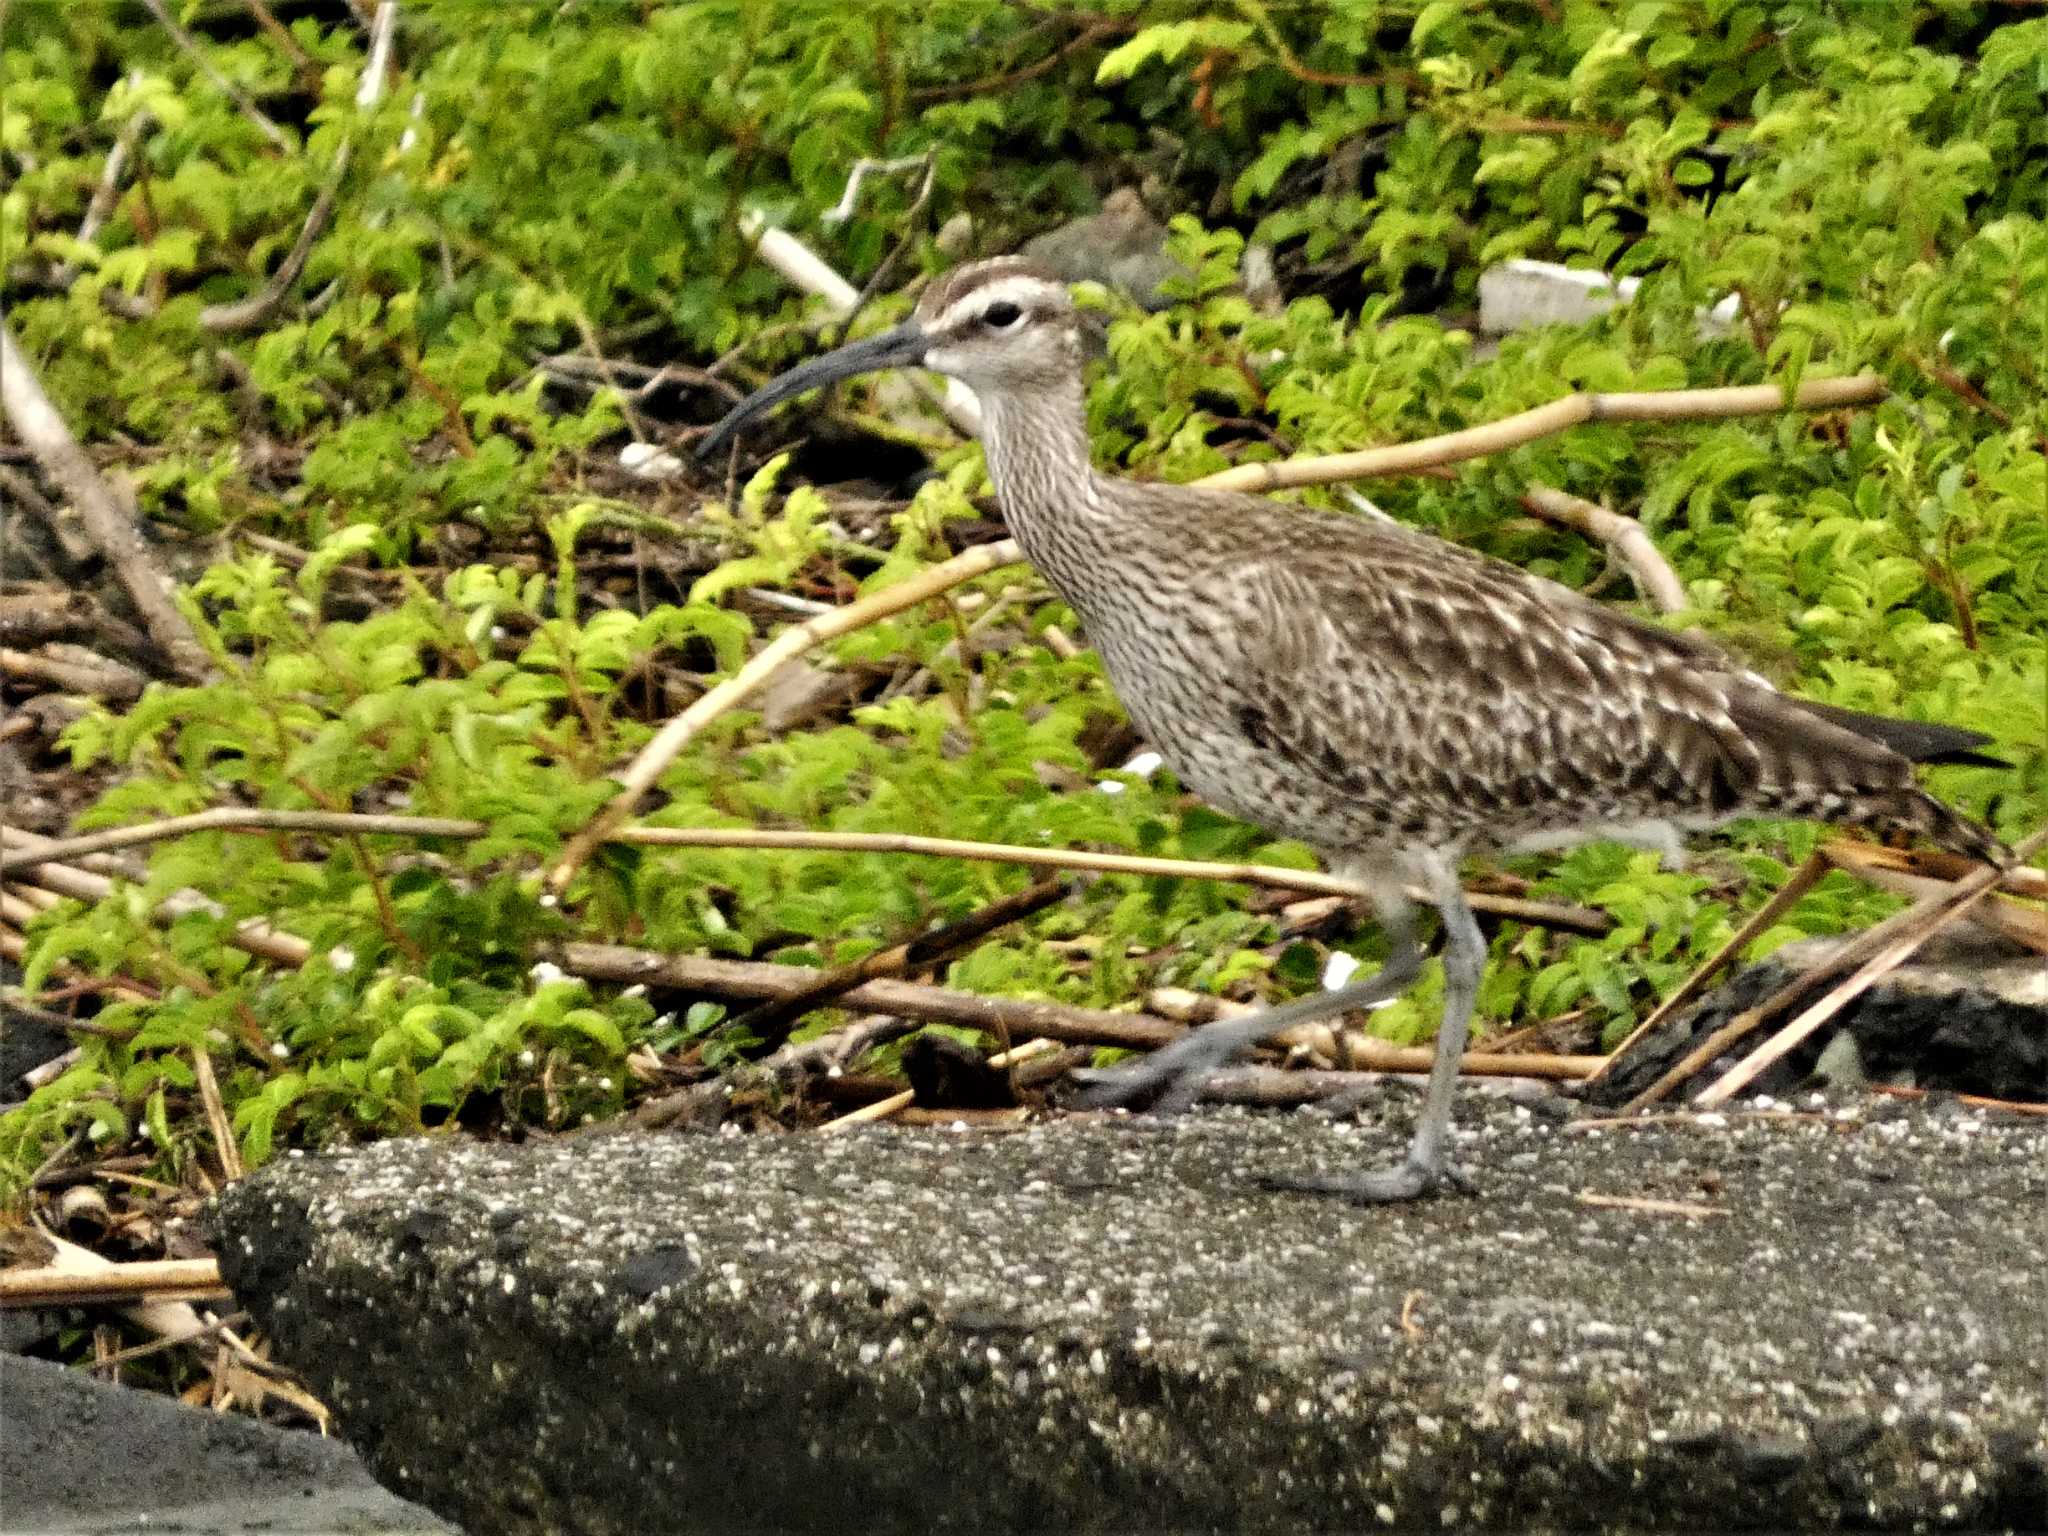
[1069,1035,1239,1113]
[1256,1157,1470,1204]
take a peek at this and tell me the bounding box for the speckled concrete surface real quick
[211,1098,2048,1534]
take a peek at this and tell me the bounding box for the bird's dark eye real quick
[982,301,1023,329]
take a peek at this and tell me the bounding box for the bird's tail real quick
[1860,788,2014,870]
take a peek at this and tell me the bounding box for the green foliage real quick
[2,2,2044,1194]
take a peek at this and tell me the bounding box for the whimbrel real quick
[699,257,2009,1201]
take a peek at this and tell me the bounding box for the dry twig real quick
[1519,483,1688,613]
[1693,829,2047,1108]
[1582,851,1828,1089]
[136,0,288,148]
[723,877,1072,1045]
[0,321,210,678]
[819,1037,1060,1132]
[2,807,1608,934]
[1196,377,1886,494]
[0,1257,229,1308]
[1576,1191,1728,1218]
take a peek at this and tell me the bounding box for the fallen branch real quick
[1693,828,2047,1109]
[1613,889,1953,1115]
[0,1256,229,1308]
[1195,377,1887,494]
[1819,840,2048,956]
[1567,1110,1834,1132]
[1519,482,1688,613]
[723,878,1072,1045]
[1,825,312,969]
[0,464,98,566]
[3,808,1611,934]
[0,320,210,679]
[551,375,1886,892]
[1583,850,1828,1089]
[0,644,146,702]
[50,76,150,289]
[559,942,1185,1051]
[1867,1084,2048,1118]
[1190,1065,1564,1109]
[96,2,394,334]
[547,537,1018,888]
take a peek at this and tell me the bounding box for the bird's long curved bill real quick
[695,323,927,460]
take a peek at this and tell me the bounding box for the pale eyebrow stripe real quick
[929,274,1061,333]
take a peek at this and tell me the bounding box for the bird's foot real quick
[1256,1157,1473,1205]
[1069,1031,1248,1116]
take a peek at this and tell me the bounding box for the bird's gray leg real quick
[1074,900,1423,1115]
[1263,860,1484,1203]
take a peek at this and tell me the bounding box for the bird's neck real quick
[976,380,1118,599]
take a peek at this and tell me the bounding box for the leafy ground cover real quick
[2,1,2044,1394]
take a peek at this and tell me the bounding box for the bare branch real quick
[559,941,1184,1051]
[820,155,932,226]
[0,644,146,701]
[0,321,211,678]
[1519,482,1688,614]
[1197,376,1888,494]
[51,77,150,289]
[1693,827,2047,1107]
[1582,852,1827,1090]
[136,0,288,149]
[548,537,1021,889]
[0,809,1611,934]
[91,2,395,334]
[0,1257,229,1309]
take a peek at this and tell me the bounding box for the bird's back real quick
[1048,485,2005,867]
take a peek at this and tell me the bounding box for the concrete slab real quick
[210,1099,2047,1533]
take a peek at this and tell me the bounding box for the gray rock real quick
[0,1353,452,1534]
[1588,929,2048,1109]
[211,1101,2048,1533]
[1021,189,1190,310]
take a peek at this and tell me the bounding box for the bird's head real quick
[697,257,1091,459]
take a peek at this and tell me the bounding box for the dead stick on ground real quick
[723,878,1072,1045]
[1576,1191,1728,1218]
[560,940,1605,1082]
[548,375,1887,894]
[1616,887,1963,1116]
[1694,828,2048,1109]
[561,942,1184,1051]
[1583,851,1828,1088]
[1868,1084,2048,1118]
[0,321,210,679]
[1819,842,2048,956]
[1196,376,1885,494]
[0,814,1608,933]
[51,77,150,289]
[548,538,1021,887]
[1,827,313,969]
[1519,483,1688,613]
[0,645,145,701]
[0,1258,228,1309]
[191,1046,245,1181]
